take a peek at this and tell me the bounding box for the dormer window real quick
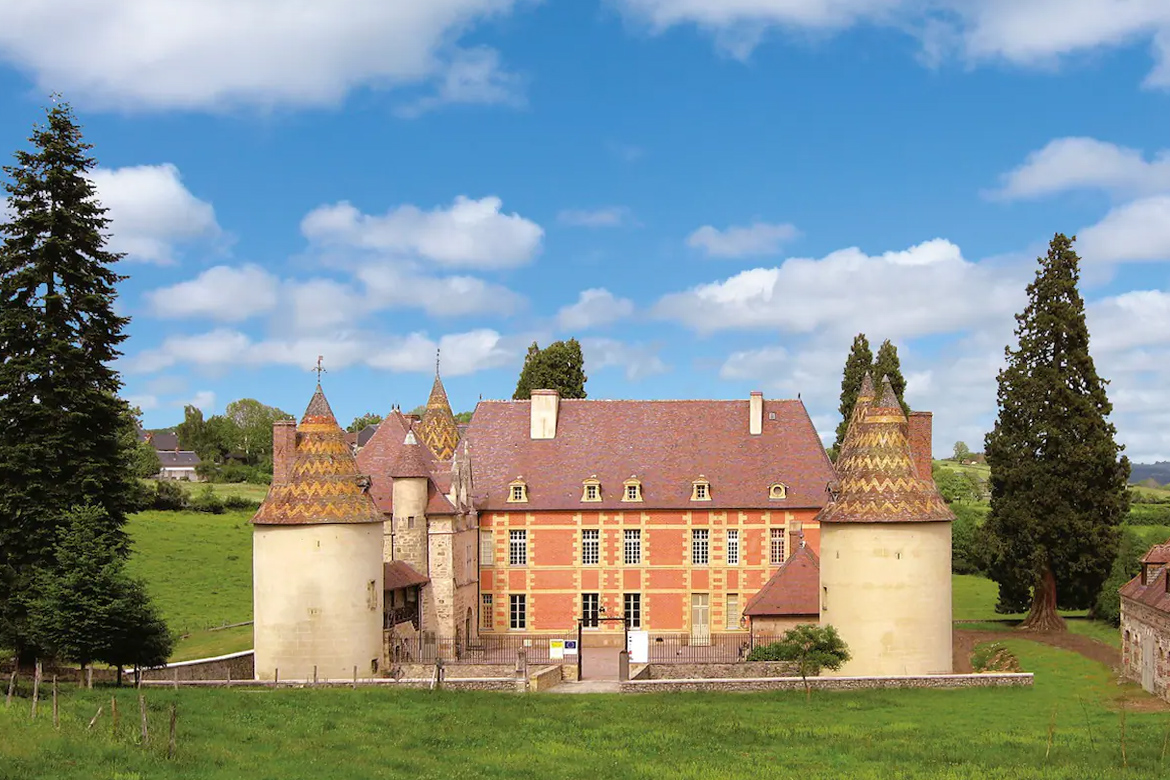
[581,477,602,503]
[508,478,528,503]
[622,477,643,503]
[691,477,711,502]
[769,483,788,500]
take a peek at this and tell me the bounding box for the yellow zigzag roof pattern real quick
[818,375,954,525]
[419,371,460,461]
[253,384,383,527]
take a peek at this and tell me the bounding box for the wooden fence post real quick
[139,693,149,745]
[52,676,59,730]
[87,705,103,729]
[353,665,357,689]
[5,669,15,708]
[226,666,231,686]
[111,695,118,737]
[86,666,93,690]
[313,665,318,686]
[274,668,279,685]
[172,668,179,690]
[30,661,40,720]
[167,704,177,760]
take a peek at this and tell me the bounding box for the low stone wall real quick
[620,672,1034,694]
[141,677,518,691]
[629,664,650,680]
[139,651,255,682]
[396,663,516,680]
[560,663,579,682]
[529,665,564,692]
[644,662,796,679]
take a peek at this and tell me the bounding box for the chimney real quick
[749,391,764,435]
[788,521,803,557]
[272,419,297,485]
[530,389,560,440]
[907,411,933,481]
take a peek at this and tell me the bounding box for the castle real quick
[251,367,955,681]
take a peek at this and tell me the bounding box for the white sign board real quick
[549,639,565,660]
[627,630,649,664]
[563,639,579,656]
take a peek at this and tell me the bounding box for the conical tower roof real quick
[391,427,434,479]
[419,366,460,461]
[253,385,383,526]
[818,377,953,525]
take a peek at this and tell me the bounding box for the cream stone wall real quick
[819,522,952,676]
[253,523,384,681]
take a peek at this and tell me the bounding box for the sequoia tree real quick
[513,339,588,400]
[980,233,1129,631]
[830,334,873,461]
[872,339,911,417]
[0,102,137,655]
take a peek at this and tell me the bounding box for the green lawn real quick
[174,481,270,502]
[0,641,1164,780]
[953,574,1122,648]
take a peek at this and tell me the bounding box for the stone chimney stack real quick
[749,391,764,436]
[272,419,297,485]
[907,411,934,481]
[530,389,560,440]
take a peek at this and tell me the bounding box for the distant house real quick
[1121,544,1170,700]
[139,429,202,481]
[346,423,381,455]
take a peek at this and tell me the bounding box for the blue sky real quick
[2,1,1170,459]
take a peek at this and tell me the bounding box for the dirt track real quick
[953,628,1120,674]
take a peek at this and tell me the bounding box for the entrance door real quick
[690,593,710,647]
[1143,637,1156,693]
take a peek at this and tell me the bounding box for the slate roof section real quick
[383,560,429,591]
[818,376,954,525]
[358,410,453,515]
[743,544,820,617]
[149,432,180,451]
[1121,562,1170,613]
[252,385,383,527]
[158,451,200,468]
[391,428,433,479]
[464,397,836,512]
[1142,544,1170,565]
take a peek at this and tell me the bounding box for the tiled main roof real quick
[464,397,836,512]
[1121,563,1170,613]
[743,544,820,617]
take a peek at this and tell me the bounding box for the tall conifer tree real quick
[981,234,1129,631]
[872,339,911,417]
[0,101,135,654]
[830,334,873,461]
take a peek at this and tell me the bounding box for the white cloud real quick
[89,164,222,263]
[1089,289,1170,355]
[395,47,525,118]
[656,238,1024,338]
[124,393,159,411]
[686,221,799,258]
[991,137,1170,200]
[357,266,524,317]
[719,346,789,381]
[556,288,635,330]
[581,338,669,381]
[1077,196,1170,264]
[557,207,633,228]
[145,265,278,321]
[0,1,525,110]
[301,196,543,269]
[126,327,519,377]
[183,390,217,411]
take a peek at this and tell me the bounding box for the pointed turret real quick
[391,427,434,479]
[418,360,460,461]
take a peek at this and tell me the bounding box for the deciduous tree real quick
[513,339,588,400]
[980,233,1130,631]
[348,412,383,433]
[749,624,850,701]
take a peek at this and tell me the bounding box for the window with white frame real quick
[624,529,642,565]
[509,530,527,566]
[623,478,643,502]
[770,528,785,565]
[582,529,599,565]
[692,529,709,565]
[691,479,711,501]
[726,529,740,565]
[508,479,528,503]
[581,478,601,502]
[509,594,526,629]
[582,593,600,628]
[726,593,741,630]
[624,593,642,629]
[480,530,494,567]
[481,594,493,630]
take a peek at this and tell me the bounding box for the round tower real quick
[818,374,955,676]
[389,427,432,575]
[252,384,385,681]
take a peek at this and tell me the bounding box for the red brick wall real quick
[272,421,297,485]
[908,412,934,481]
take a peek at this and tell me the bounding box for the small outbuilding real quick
[1120,543,1170,699]
[743,542,819,636]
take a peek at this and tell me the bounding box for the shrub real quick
[1093,527,1144,625]
[223,494,262,511]
[971,642,1021,673]
[746,642,786,662]
[189,484,226,514]
[152,480,188,511]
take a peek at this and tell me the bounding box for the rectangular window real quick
[481,594,493,630]
[480,530,494,567]
[624,529,642,565]
[509,594,526,629]
[727,529,740,565]
[582,529,599,565]
[692,529,709,565]
[509,530,527,566]
[726,593,740,630]
[465,541,474,574]
[584,483,600,501]
[624,593,642,629]
[771,528,786,565]
[625,484,639,501]
[510,485,524,502]
[582,593,600,628]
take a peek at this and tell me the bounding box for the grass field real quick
[0,641,1164,780]
[173,481,270,502]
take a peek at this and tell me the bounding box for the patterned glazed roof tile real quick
[817,377,954,525]
[419,373,461,461]
[464,397,837,511]
[252,385,383,526]
[743,544,820,617]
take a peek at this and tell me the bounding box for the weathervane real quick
[313,355,327,383]
[436,348,441,377]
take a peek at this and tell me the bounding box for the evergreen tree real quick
[980,234,1130,631]
[871,339,911,417]
[0,101,135,655]
[830,334,873,461]
[513,339,588,400]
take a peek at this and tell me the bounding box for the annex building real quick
[1120,544,1170,699]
